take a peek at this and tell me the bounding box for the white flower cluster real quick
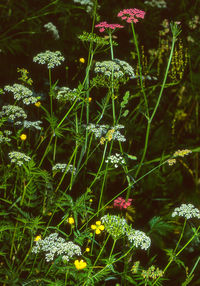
[101,214,151,250]
[52,163,76,175]
[55,87,79,102]
[4,84,39,105]
[94,59,135,79]
[23,120,42,130]
[33,50,65,69]
[86,124,126,142]
[8,151,31,166]
[126,229,151,250]
[111,125,126,142]
[144,0,167,8]
[172,204,200,220]
[105,153,125,168]
[0,130,12,144]
[188,15,199,30]
[73,0,94,13]
[101,214,128,240]
[0,105,27,121]
[44,22,59,40]
[32,233,81,262]
[86,123,109,138]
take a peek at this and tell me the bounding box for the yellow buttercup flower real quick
[35,101,41,107]
[34,235,42,242]
[85,247,90,252]
[91,221,104,235]
[20,134,27,141]
[74,259,87,270]
[79,57,85,64]
[68,217,75,224]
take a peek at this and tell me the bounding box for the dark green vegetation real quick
[0,0,200,285]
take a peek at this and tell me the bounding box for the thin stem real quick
[80,160,168,231]
[173,218,186,253]
[134,29,177,178]
[131,22,149,118]
[56,98,78,129]
[49,68,53,116]
[38,134,54,168]
[97,140,114,213]
[109,31,116,125]
[83,234,110,286]
[89,141,108,189]
[109,239,116,258]
[152,225,200,285]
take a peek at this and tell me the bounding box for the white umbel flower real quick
[126,229,151,250]
[32,233,81,262]
[172,204,200,220]
[33,50,65,69]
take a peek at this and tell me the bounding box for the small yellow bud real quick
[35,101,41,107]
[20,134,27,141]
[85,247,90,252]
[34,235,42,242]
[79,58,85,64]
[68,217,75,224]
[100,137,106,145]
[89,199,93,203]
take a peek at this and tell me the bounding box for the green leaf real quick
[127,154,137,160]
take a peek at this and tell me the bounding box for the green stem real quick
[56,98,78,129]
[134,29,177,178]
[90,244,135,282]
[49,68,53,116]
[84,234,110,286]
[109,31,116,125]
[38,134,54,168]
[97,141,114,213]
[152,226,200,285]
[109,239,116,258]
[80,160,168,231]
[173,218,186,254]
[54,145,78,193]
[89,142,108,189]
[131,22,149,117]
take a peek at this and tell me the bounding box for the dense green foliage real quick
[0,0,200,285]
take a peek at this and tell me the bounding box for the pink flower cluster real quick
[95,21,124,33]
[114,197,133,210]
[117,8,146,24]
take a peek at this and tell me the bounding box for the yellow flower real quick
[79,57,85,64]
[35,101,41,107]
[106,129,115,141]
[20,134,27,141]
[85,97,92,103]
[85,247,90,252]
[100,137,106,145]
[34,235,42,242]
[74,259,87,270]
[68,217,75,224]
[89,199,93,203]
[91,221,104,234]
